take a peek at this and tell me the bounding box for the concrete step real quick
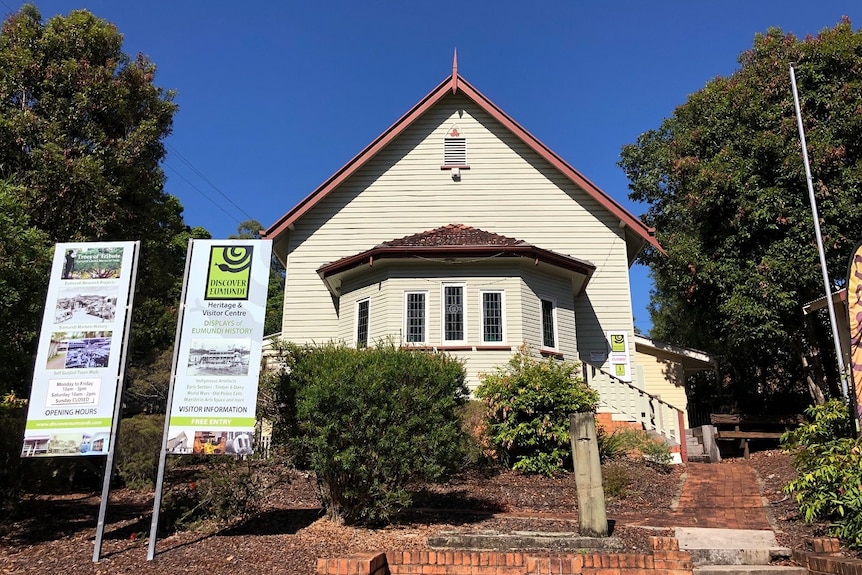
[694,566,807,575]
[427,530,624,552]
[676,528,791,566]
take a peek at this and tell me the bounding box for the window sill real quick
[475,345,513,351]
[540,349,563,360]
[437,345,473,351]
[440,165,471,171]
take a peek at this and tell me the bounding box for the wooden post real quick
[570,413,608,537]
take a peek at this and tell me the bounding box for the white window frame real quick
[354,298,370,348]
[403,291,429,344]
[479,289,506,344]
[540,297,558,351]
[441,283,467,344]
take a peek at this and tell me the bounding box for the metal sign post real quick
[147,241,194,561]
[93,241,141,562]
[789,62,849,400]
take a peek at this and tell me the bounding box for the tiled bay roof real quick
[380,224,523,248]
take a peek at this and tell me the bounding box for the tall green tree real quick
[0,6,208,395]
[619,19,862,413]
[0,181,51,392]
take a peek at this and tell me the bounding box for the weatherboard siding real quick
[635,349,689,419]
[278,91,636,378]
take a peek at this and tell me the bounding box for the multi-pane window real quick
[541,298,556,349]
[481,291,504,343]
[443,285,464,342]
[405,292,427,343]
[356,299,369,348]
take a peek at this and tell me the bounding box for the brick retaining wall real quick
[794,538,862,575]
[317,536,692,575]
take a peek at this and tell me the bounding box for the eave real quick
[317,244,596,297]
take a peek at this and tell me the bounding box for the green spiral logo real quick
[216,247,252,273]
[205,245,254,300]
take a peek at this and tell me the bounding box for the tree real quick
[229,219,285,336]
[0,6,208,395]
[618,19,862,413]
[0,181,51,394]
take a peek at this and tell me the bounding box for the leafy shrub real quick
[271,342,468,525]
[161,459,267,532]
[458,400,495,466]
[782,399,862,548]
[602,461,633,498]
[597,426,673,466]
[596,425,627,462]
[117,413,164,490]
[476,345,598,476]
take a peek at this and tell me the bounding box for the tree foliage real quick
[619,19,862,412]
[0,181,51,390]
[0,6,208,395]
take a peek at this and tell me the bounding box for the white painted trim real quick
[540,296,559,352]
[479,289,507,344]
[403,290,429,344]
[354,297,370,348]
[441,283,467,344]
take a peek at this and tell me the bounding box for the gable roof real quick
[317,223,596,294]
[264,67,662,257]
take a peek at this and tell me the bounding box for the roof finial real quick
[452,48,458,93]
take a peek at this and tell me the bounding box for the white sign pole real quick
[147,240,194,561]
[93,241,140,562]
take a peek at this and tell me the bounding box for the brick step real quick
[694,566,807,575]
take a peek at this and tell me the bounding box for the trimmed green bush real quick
[782,399,862,548]
[270,341,468,525]
[476,346,598,476]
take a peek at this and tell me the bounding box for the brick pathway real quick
[617,462,771,530]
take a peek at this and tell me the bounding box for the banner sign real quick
[848,240,862,428]
[606,330,632,382]
[165,240,271,456]
[22,242,138,457]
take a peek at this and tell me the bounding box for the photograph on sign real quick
[54,285,119,323]
[61,247,124,280]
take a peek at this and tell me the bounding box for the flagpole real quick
[789,62,849,400]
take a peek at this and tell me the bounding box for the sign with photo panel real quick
[22,242,138,457]
[165,240,272,456]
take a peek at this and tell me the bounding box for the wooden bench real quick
[709,413,805,458]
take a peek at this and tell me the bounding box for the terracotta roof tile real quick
[380,224,524,248]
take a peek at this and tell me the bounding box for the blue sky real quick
[5,1,862,334]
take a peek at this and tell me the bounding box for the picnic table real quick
[709,413,805,458]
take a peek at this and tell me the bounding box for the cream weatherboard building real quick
[264,64,708,450]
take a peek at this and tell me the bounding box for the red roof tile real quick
[380,224,523,248]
